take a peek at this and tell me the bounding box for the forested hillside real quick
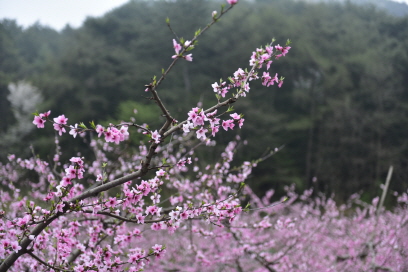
[1,0,408,203]
[298,0,408,16]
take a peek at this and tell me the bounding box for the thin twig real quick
[27,251,73,272]
[377,165,393,215]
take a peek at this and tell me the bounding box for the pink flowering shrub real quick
[0,1,406,271]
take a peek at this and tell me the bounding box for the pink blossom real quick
[136,214,145,224]
[151,222,161,231]
[60,176,72,187]
[222,120,235,131]
[156,169,166,177]
[211,125,219,137]
[227,0,238,5]
[10,241,21,253]
[278,78,284,88]
[184,54,193,62]
[33,116,46,128]
[152,244,163,254]
[53,115,68,135]
[65,165,77,179]
[146,206,157,215]
[104,128,114,142]
[212,82,219,92]
[105,197,118,208]
[95,124,104,137]
[180,210,190,220]
[176,159,186,167]
[238,118,245,128]
[54,114,68,125]
[151,130,161,144]
[275,44,291,59]
[70,157,83,165]
[230,113,241,120]
[69,123,79,138]
[196,127,208,140]
[173,39,182,54]
[182,121,193,133]
[96,174,103,182]
[169,210,179,221]
[56,202,65,213]
[33,110,51,128]
[119,125,129,140]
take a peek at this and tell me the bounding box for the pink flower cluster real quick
[96,124,129,144]
[182,42,291,142]
[53,115,69,136]
[61,157,85,187]
[210,42,289,102]
[172,39,193,61]
[2,130,408,272]
[32,110,50,128]
[33,111,131,145]
[183,107,244,140]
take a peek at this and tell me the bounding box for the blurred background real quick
[1,0,408,205]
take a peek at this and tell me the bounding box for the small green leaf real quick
[195,28,201,37]
[79,122,87,129]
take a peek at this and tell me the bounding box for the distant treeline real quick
[1,0,408,204]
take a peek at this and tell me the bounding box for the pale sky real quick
[0,0,130,31]
[0,0,407,31]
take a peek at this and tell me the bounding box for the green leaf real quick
[89,121,96,129]
[195,28,201,37]
[79,122,87,129]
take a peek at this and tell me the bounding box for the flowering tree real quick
[1,81,43,145]
[1,1,407,271]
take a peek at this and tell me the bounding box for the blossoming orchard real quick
[1,1,408,271]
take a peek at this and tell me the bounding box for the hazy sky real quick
[1,0,408,31]
[0,0,129,31]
